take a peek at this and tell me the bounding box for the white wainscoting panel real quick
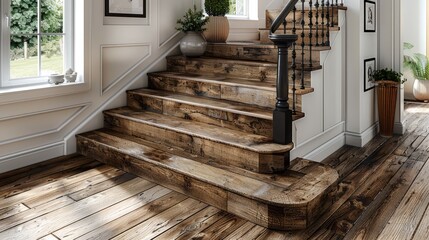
[101,44,151,94]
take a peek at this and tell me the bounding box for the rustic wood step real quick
[103,107,293,173]
[167,56,318,83]
[204,43,328,66]
[146,71,313,109]
[127,88,305,138]
[76,129,339,230]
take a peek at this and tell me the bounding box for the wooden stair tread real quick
[148,71,314,95]
[104,107,293,154]
[128,88,273,120]
[77,129,339,230]
[168,55,277,68]
[169,55,322,72]
[209,42,331,53]
[149,71,277,91]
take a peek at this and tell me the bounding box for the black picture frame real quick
[364,58,376,92]
[105,0,146,18]
[364,0,376,32]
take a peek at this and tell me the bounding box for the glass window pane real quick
[10,35,39,80]
[41,35,64,75]
[10,0,38,35]
[41,0,64,33]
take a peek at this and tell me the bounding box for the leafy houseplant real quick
[204,0,230,42]
[176,6,209,57]
[371,68,405,137]
[403,42,429,101]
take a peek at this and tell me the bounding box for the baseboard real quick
[291,122,345,162]
[0,142,64,174]
[345,123,378,147]
[394,122,405,135]
[303,133,346,162]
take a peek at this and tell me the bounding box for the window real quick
[0,0,74,88]
[227,0,249,19]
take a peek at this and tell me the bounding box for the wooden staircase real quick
[77,1,346,231]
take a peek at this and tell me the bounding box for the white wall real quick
[344,0,379,147]
[0,0,198,173]
[402,0,426,100]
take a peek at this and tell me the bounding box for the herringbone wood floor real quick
[1,102,429,239]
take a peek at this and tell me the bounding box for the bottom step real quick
[77,129,339,230]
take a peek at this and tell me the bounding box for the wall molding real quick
[100,43,152,95]
[0,103,90,145]
[345,123,379,147]
[0,141,64,174]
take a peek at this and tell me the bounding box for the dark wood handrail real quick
[270,0,299,34]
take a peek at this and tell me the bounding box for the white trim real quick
[0,141,64,174]
[304,133,346,162]
[345,123,379,147]
[291,122,346,161]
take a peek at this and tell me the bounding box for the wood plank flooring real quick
[1,102,429,239]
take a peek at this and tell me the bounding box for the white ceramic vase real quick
[179,31,207,57]
[413,79,429,102]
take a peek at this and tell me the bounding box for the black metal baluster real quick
[315,0,320,46]
[300,0,305,89]
[331,0,335,27]
[283,19,287,34]
[341,0,344,6]
[325,0,330,46]
[336,0,338,6]
[292,7,297,114]
[308,0,313,69]
[321,0,325,46]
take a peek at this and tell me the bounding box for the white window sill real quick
[0,81,90,105]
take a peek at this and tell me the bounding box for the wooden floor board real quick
[1,102,429,239]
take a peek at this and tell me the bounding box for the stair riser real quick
[104,113,286,173]
[127,92,274,137]
[167,57,312,83]
[148,75,277,108]
[167,57,277,82]
[266,9,339,29]
[205,43,321,66]
[76,135,311,230]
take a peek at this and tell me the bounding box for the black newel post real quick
[269,35,298,145]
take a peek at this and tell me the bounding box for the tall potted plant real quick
[176,5,209,57]
[204,0,230,42]
[403,42,429,102]
[372,68,405,137]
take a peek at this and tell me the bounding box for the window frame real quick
[0,0,74,89]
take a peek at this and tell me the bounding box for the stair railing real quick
[269,0,334,146]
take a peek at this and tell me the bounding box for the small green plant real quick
[372,68,405,84]
[176,5,209,32]
[205,0,230,16]
[403,42,429,80]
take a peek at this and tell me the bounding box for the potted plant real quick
[372,68,405,137]
[176,5,209,57]
[403,42,429,102]
[204,0,230,42]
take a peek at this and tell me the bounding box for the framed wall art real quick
[364,0,376,32]
[364,58,376,92]
[105,0,146,18]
